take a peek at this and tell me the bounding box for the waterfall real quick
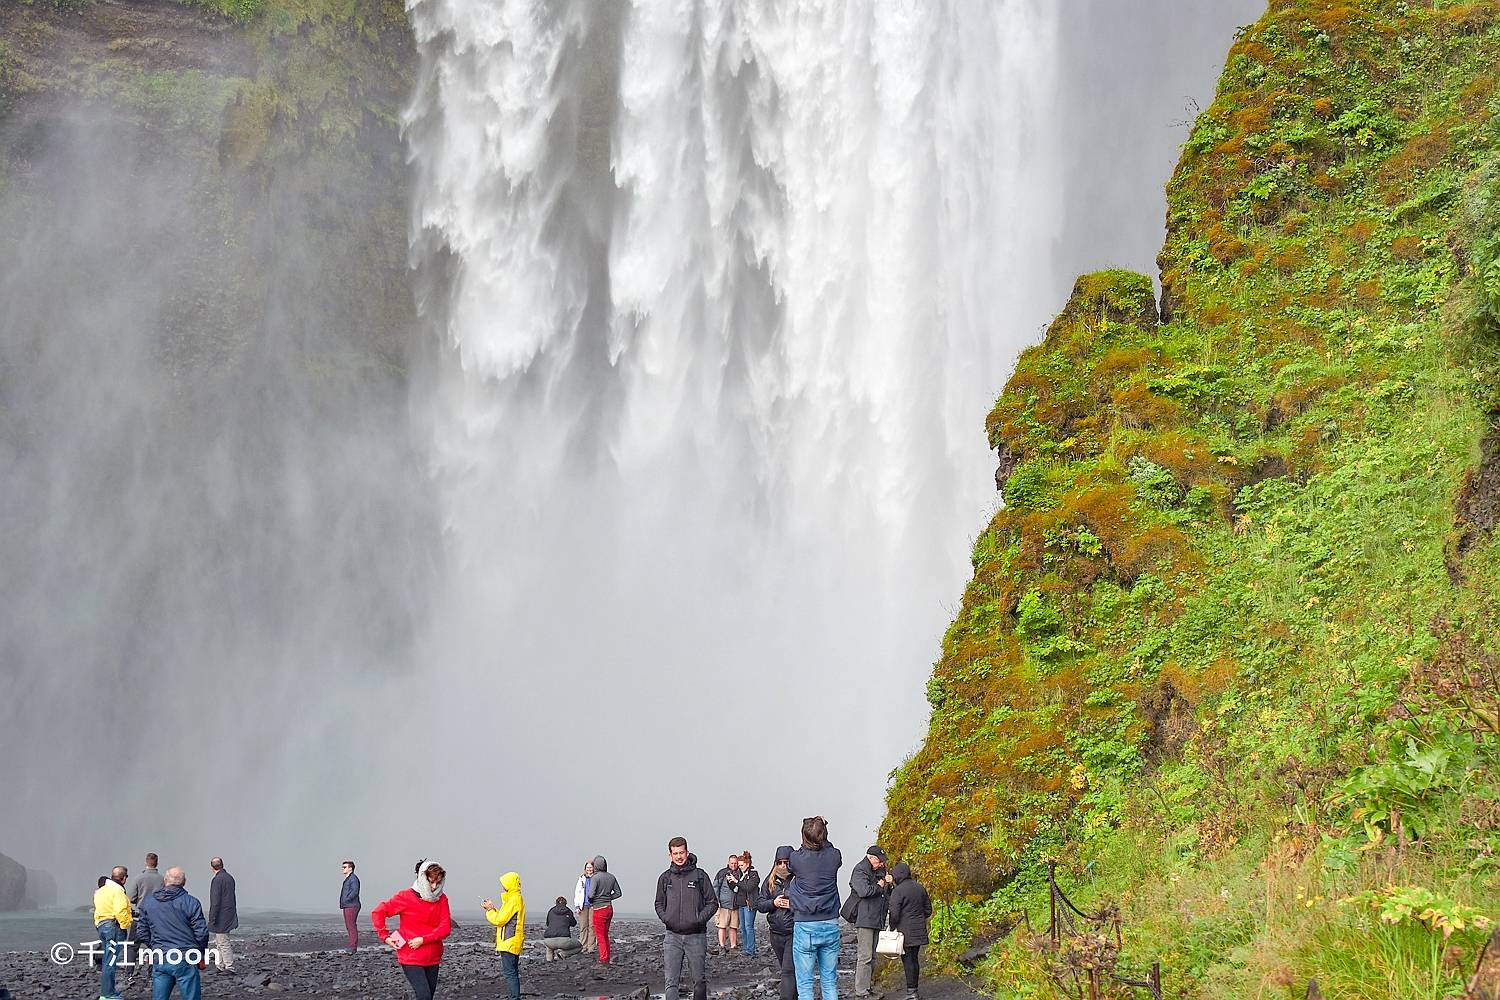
[401,0,1064,857]
[0,0,1256,907]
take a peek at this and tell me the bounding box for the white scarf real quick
[412,873,445,903]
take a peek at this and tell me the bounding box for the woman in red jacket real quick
[372,860,453,1000]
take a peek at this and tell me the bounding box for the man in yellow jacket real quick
[483,872,525,1000]
[93,865,132,1000]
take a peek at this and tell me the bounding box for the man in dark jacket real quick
[849,845,893,998]
[655,837,718,1000]
[788,816,843,1000]
[542,896,584,960]
[339,861,361,952]
[207,858,238,972]
[756,847,796,1000]
[886,864,931,1000]
[136,867,210,1000]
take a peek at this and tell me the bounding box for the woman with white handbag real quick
[884,864,932,1000]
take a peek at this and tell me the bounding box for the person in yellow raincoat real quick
[483,872,526,1000]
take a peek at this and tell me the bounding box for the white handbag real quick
[876,929,905,956]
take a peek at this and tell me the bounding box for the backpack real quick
[839,891,860,924]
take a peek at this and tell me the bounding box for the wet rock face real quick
[0,854,27,912]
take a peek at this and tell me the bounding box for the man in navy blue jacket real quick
[339,861,362,952]
[788,817,843,1000]
[136,868,210,1000]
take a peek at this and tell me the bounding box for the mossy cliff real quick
[882,2,1500,996]
[0,0,415,382]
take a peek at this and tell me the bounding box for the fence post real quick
[1048,861,1058,944]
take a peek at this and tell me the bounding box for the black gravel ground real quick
[0,918,980,1000]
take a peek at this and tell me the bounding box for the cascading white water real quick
[0,0,1257,910]
[401,0,1063,886]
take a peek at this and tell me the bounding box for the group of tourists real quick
[89,852,239,1000]
[368,816,932,1000]
[711,850,761,954]
[84,817,932,1000]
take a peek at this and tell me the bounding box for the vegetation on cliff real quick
[882,2,1500,996]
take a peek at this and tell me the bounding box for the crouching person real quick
[136,867,210,1000]
[542,896,583,961]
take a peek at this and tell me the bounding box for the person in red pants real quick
[586,856,622,963]
[339,861,361,952]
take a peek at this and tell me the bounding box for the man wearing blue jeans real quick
[787,817,844,1000]
[93,865,132,1000]
[136,866,211,1000]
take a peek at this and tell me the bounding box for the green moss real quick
[173,0,265,20]
[886,2,1500,994]
[1071,269,1158,323]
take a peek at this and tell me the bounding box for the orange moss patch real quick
[1382,133,1450,181]
[1113,382,1185,431]
[1234,41,1275,65]
[1093,347,1155,389]
[1436,3,1498,38]
[1208,223,1249,264]
[1273,243,1309,273]
[1136,431,1223,487]
[1391,234,1425,263]
[1460,73,1497,115]
[1117,524,1198,584]
[1311,170,1345,194]
[1231,104,1272,137]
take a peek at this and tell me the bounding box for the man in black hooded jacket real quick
[655,837,719,1000]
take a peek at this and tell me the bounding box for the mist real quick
[0,0,1259,917]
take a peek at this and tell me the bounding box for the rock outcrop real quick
[0,853,27,912]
